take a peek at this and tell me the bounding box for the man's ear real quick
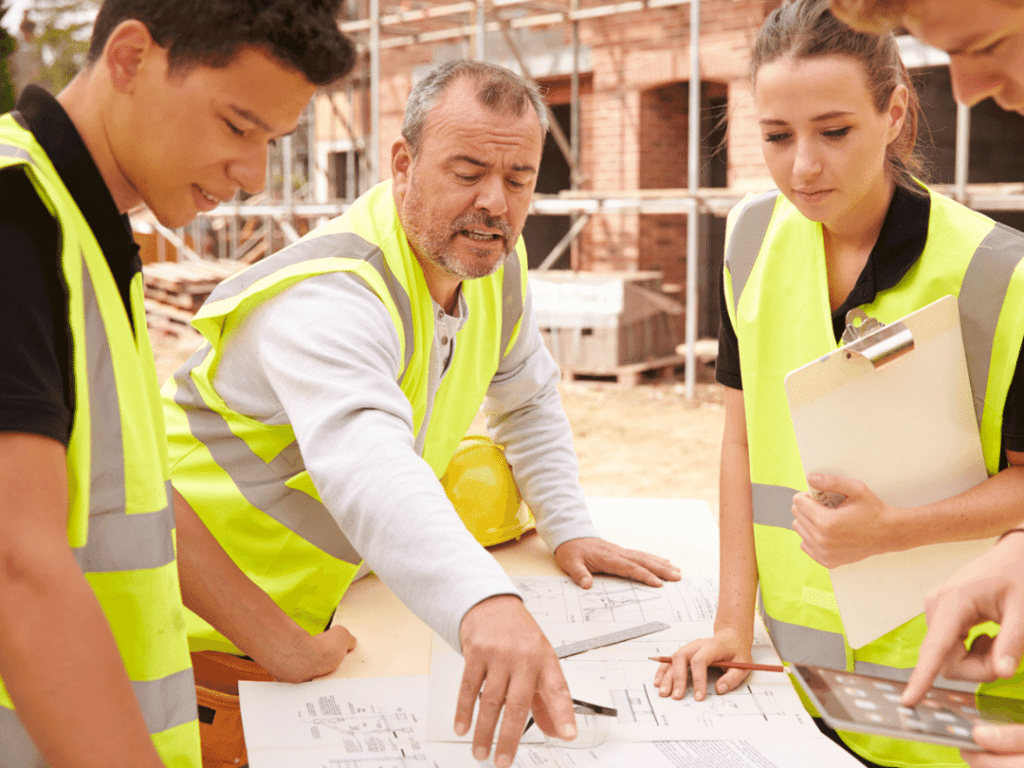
[391,137,414,197]
[104,19,157,94]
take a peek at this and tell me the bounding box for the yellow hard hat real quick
[440,435,536,547]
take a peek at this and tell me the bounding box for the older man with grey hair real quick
[161,59,681,768]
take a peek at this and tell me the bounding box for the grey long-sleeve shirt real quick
[212,270,601,651]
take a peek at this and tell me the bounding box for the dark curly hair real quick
[87,0,355,86]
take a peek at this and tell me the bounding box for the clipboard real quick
[784,295,996,649]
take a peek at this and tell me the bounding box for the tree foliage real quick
[0,3,17,111]
[26,0,98,94]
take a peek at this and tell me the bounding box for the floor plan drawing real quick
[557,660,815,742]
[316,757,431,768]
[240,677,447,768]
[240,677,574,768]
[513,575,718,625]
[577,581,678,624]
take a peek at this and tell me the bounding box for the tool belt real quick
[191,651,275,768]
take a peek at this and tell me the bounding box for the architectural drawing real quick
[513,575,718,625]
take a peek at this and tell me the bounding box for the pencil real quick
[648,656,786,673]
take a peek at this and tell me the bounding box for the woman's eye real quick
[764,132,790,143]
[225,119,245,137]
[823,127,852,139]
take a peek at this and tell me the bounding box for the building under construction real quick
[141,0,1024,391]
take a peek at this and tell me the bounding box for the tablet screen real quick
[792,664,1024,750]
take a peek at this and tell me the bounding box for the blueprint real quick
[515,575,718,625]
[522,739,865,767]
[426,576,816,743]
[240,677,434,768]
[559,660,813,741]
[240,676,862,768]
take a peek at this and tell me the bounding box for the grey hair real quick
[402,60,550,156]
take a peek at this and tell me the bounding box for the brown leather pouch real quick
[191,651,275,768]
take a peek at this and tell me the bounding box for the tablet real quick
[791,663,1024,751]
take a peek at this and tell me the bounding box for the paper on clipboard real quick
[784,295,996,649]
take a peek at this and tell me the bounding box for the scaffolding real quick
[145,0,1024,397]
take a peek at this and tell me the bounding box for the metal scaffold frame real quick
[149,0,1017,398]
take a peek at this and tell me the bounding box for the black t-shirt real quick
[0,85,140,446]
[716,184,1024,456]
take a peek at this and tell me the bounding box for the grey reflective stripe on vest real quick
[204,231,416,381]
[0,669,197,763]
[173,346,362,564]
[762,611,964,684]
[0,706,46,767]
[74,480,176,572]
[0,144,30,163]
[759,597,848,669]
[751,483,797,529]
[960,222,1024,424]
[134,668,199,733]
[500,250,524,356]
[73,257,176,573]
[725,190,779,314]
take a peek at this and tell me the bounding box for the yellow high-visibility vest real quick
[162,181,528,650]
[724,185,1024,767]
[0,117,200,767]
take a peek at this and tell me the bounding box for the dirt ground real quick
[545,377,723,513]
[153,333,725,517]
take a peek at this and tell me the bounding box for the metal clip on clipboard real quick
[840,308,915,371]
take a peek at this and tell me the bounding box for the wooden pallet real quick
[562,341,719,386]
[144,297,202,342]
[562,354,689,386]
[143,259,247,312]
[675,338,719,363]
[142,258,247,341]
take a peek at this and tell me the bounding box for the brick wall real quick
[319,0,782,338]
[574,0,776,339]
